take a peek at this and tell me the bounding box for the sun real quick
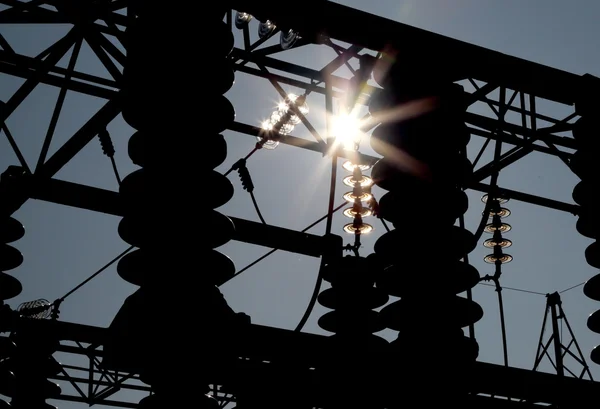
[331,109,365,150]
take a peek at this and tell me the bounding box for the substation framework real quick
[1,0,600,408]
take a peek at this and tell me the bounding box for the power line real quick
[57,245,135,303]
[559,281,585,294]
[224,202,347,284]
[478,282,546,296]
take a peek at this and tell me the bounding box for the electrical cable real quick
[249,190,267,225]
[478,282,546,296]
[559,281,585,294]
[380,218,391,233]
[56,245,135,303]
[224,143,262,177]
[294,255,327,332]
[222,202,346,285]
[110,157,122,186]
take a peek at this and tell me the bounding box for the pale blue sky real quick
[1,1,600,407]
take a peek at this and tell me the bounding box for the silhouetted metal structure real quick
[1,1,600,408]
[532,291,593,381]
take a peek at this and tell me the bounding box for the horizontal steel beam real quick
[2,162,577,243]
[0,51,117,99]
[25,177,324,257]
[232,0,586,105]
[2,318,600,408]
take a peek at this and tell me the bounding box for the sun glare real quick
[331,111,364,150]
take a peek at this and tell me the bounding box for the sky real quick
[1,0,600,407]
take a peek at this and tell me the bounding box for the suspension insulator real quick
[315,235,389,408]
[0,216,25,408]
[1,330,61,409]
[318,254,388,337]
[107,5,247,408]
[0,217,24,303]
[98,129,115,158]
[368,56,482,404]
[572,77,600,364]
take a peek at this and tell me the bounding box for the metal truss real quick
[0,0,586,217]
[3,316,600,409]
[533,292,594,380]
[1,0,597,408]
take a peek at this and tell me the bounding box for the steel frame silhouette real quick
[1,1,599,408]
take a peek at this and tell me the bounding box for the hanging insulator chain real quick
[232,158,254,192]
[98,129,115,158]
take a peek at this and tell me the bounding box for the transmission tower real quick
[533,291,593,380]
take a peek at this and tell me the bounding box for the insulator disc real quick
[0,371,15,398]
[44,357,63,377]
[591,345,600,366]
[572,181,592,206]
[569,150,596,179]
[376,261,480,298]
[343,222,373,235]
[584,273,600,302]
[374,226,476,262]
[280,29,301,49]
[380,296,483,331]
[484,222,511,234]
[204,20,235,57]
[123,88,235,133]
[0,245,23,271]
[0,337,16,358]
[488,207,511,218]
[320,255,378,286]
[588,310,600,334]
[118,210,234,249]
[576,213,598,239]
[481,194,509,204]
[0,218,24,243]
[586,241,600,269]
[258,20,276,38]
[318,287,388,310]
[208,59,236,95]
[40,379,62,398]
[483,238,512,248]
[318,310,385,334]
[138,393,158,409]
[483,253,513,264]
[370,157,433,192]
[370,119,470,160]
[378,188,468,226]
[234,12,253,28]
[210,95,236,134]
[343,207,372,218]
[367,87,399,115]
[119,169,234,211]
[128,131,228,170]
[572,117,600,150]
[0,272,22,301]
[117,249,235,287]
[124,54,235,98]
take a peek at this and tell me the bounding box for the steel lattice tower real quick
[1,1,600,408]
